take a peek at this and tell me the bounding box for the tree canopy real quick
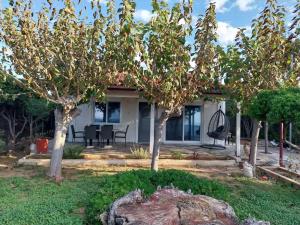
[222,0,299,106]
[126,1,220,170]
[0,0,138,179]
[219,0,299,165]
[267,88,300,124]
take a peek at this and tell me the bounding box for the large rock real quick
[101,188,270,225]
[102,188,236,225]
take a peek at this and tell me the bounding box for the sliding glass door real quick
[166,105,201,141]
[166,115,183,141]
[184,106,201,141]
[138,102,151,143]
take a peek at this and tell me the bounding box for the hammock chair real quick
[201,107,230,150]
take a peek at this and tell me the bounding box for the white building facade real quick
[68,88,225,146]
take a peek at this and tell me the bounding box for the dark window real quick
[95,102,121,123]
[108,102,121,123]
[138,102,151,143]
[165,105,201,142]
[95,103,106,123]
[166,114,183,141]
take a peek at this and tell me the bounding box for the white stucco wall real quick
[68,97,139,143]
[68,95,225,145]
[68,103,93,142]
[201,101,225,145]
[118,97,138,143]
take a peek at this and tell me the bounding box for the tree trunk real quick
[151,111,169,171]
[48,108,68,180]
[29,116,34,143]
[289,123,292,150]
[48,106,81,180]
[249,119,262,166]
[264,121,269,154]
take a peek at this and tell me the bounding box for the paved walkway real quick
[67,141,300,173]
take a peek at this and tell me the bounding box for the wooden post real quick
[279,121,284,167]
[149,103,155,154]
[67,125,73,143]
[264,121,269,154]
[289,122,292,150]
[235,102,241,158]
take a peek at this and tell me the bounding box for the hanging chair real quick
[201,107,230,150]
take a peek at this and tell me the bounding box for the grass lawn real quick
[0,168,299,225]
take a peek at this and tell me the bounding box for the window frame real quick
[94,101,121,124]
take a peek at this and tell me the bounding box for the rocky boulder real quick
[100,188,270,225]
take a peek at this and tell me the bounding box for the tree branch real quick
[0,109,14,139]
[15,113,28,139]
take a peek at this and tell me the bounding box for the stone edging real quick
[18,157,237,169]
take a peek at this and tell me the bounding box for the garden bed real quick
[257,166,300,189]
[18,156,236,169]
[81,152,233,161]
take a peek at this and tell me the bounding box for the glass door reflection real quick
[184,106,201,141]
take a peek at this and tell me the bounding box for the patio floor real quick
[76,141,299,169]
[80,142,236,160]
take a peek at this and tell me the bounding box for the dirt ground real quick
[0,151,242,180]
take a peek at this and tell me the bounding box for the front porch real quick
[19,143,238,170]
[81,143,235,161]
[68,88,227,148]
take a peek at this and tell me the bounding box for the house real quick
[67,86,226,146]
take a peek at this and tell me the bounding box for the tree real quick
[268,88,300,165]
[0,77,54,149]
[23,97,55,143]
[267,88,300,125]
[130,1,219,171]
[248,88,300,165]
[247,90,278,154]
[0,77,28,150]
[0,0,132,179]
[223,0,299,166]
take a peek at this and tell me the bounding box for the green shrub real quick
[130,146,150,159]
[171,151,184,160]
[63,144,85,159]
[85,169,228,224]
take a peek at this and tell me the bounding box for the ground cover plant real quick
[63,144,85,159]
[227,177,300,225]
[85,170,228,224]
[0,171,103,225]
[0,169,299,225]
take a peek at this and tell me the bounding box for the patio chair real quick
[99,125,113,146]
[84,125,97,146]
[114,124,129,146]
[71,125,85,142]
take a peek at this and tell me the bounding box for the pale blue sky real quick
[0,0,298,46]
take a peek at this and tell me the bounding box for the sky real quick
[0,0,298,46]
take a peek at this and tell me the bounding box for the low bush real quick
[170,151,184,160]
[130,146,150,159]
[85,169,228,224]
[63,144,85,159]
